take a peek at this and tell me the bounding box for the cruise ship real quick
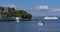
[44,17,58,20]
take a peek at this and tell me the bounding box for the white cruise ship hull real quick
[44,17,58,20]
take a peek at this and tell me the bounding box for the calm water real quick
[0,20,60,32]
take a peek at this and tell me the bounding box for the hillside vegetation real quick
[0,6,32,19]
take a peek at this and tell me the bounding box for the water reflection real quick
[0,20,60,32]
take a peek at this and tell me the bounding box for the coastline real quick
[0,18,38,21]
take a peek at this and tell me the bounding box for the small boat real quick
[16,20,19,22]
[16,17,19,22]
[44,17,58,20]
[38,21,45,26]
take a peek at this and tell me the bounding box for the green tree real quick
[21,13,32,19]
[0,6,32,19]
[0,6,4,11]
[7,7,16,17]
[15,10,32,19]
[1,12,11,17]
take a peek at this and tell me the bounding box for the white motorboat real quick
[16,17,19,22]
[44,17,58,20]
[38,21,45,26]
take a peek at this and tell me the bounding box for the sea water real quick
[0,19,60,32]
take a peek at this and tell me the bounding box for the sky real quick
[0,0,60,16]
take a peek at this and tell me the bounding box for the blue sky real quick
[0,0,60,16]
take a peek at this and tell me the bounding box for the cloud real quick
[30,5,60,12]
[30,8,33,9]
[8,5,15,8]
[7,4,17,9]
[50,8,60,11]
[35,5,49,10]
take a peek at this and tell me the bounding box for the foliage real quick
[8,7,15,10]
[21,13,32,19]
[0,6,32,19]
[0,6,4,11]
[15,10,32,19]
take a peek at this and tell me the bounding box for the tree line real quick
[0,6,32,19]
